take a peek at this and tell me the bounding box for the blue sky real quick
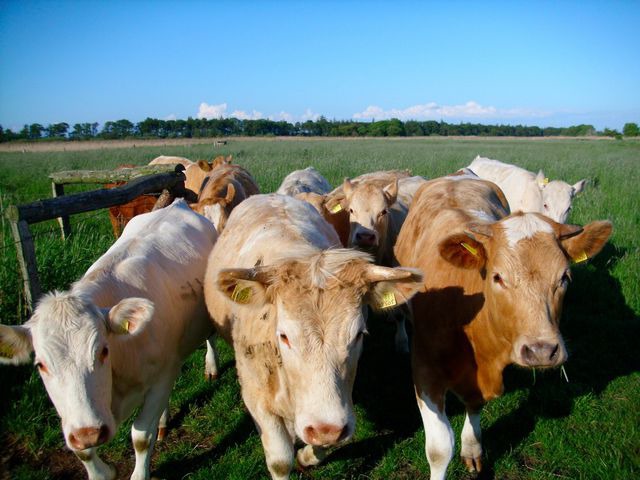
[1,0,638,130]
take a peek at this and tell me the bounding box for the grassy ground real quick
[0,137,638,479]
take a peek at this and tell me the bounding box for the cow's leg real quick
[296,444,329,468]
[205,334,219,381]
[415,388,454,480]
[156,403,169,442]
[254,411,294,480]
[460,408,483,473]
[74,447,116,480]
[130,380,174,480]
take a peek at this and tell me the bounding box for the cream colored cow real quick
[148,155,194,168]
[204,194,422,479]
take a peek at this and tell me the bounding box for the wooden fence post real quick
[8,217,41,311]
[51,181,72,240]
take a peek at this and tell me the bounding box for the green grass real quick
[1,137,638,479]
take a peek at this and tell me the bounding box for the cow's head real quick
[536,171,587,223]
[0,293,154,452]
[216,249,422,446]
[192,183,236,232]
[438,212,611,368]
[336,179,398,254]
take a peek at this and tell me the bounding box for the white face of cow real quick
[438,213,611,369]
[541,180,586,223]
[343,179,397,252]
[0,293,154,452]
[216,251,423,447]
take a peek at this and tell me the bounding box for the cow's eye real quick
[279,333,291,349]
[378,209,388,218]
[355,330,367,342]
[544,203,549,210]
[99,346,109,363]
[493,273,506,288]
[35,361,48,374]
[349,208,354,214]
[560,271,571,286]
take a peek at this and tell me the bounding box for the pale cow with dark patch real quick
[394,176,612,479]
[204,194,423,479]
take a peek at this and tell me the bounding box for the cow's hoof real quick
[205,372,218,382]
[156,427,167,442]
[462,455,482,474]
[296,445,327,468]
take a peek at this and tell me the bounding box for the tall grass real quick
[0,137,638,479]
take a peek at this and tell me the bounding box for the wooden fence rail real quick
[5,167,186,311]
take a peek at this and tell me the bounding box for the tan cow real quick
[204,194,423,479]
[394,176,612,480]
[184,155,233,194]
[148,155,193,168]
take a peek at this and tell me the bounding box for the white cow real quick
[276,166,333,196]
[204,194,422,479]
[0,199,217,480]
[468,156,586,223]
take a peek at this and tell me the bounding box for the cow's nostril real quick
[549,343,559,361]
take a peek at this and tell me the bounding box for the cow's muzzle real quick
[303,423,350,446]
[520,342,567,368]
[68,425,111,450]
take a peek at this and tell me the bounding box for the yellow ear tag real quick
[461,242,478,257]
[231,284,252,304]
[330,203,343,213]
[543,177,549,185]
[572,251,588,264]
[122,320,130,334]
[0,344,14,359]
[380,291,397,309]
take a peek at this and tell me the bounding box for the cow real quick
[0,199,218,480]
[148,155,193,168]
[189,163,260,380]
[294,192,350,247]
[468,156,587,223]
[204,194,423,479]
[394,176,612,480]
[323,170,420,353]
[105,164,158,238]
[184,155,233,195]
[276,166,332,196]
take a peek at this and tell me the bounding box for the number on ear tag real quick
[380,291,397,309]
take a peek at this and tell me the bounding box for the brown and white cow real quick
[204,194,422,479]
[324,170,422,352]
[0,200,217,480]
[190,163,260,380]
[394,176,612,479]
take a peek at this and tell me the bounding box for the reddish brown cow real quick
[105,165,157,238]
[394,176,612,480]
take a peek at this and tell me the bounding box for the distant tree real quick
[46,122,69,138]
[623,122,639,137]
[602,128,621,138]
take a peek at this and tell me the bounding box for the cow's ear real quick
[439,232,487,270]
[224,183,236,205]
[105,298,154,335]
[364,265,424,311]
[561,220,612,264]
[197,160,213,172]
[325,194,346,215]
[217,268,271,306]
[0,324,33,365]
[383,179,398,205]
[536,170,548,188]
[572,179,587,196]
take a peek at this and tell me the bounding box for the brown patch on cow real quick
[133,437,149,454]
[270,460,291,478]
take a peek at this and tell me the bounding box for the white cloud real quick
[164,113,177,121]
[300,108,320,122]
[231,109,263,120]
[269,111,294,122]
[197,102,228,119]
[353,101,552,121]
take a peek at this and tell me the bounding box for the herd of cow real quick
[0,153,612,480]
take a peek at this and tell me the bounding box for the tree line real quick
[1,117,638,142]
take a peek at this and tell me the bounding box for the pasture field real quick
[0,137,638,479]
